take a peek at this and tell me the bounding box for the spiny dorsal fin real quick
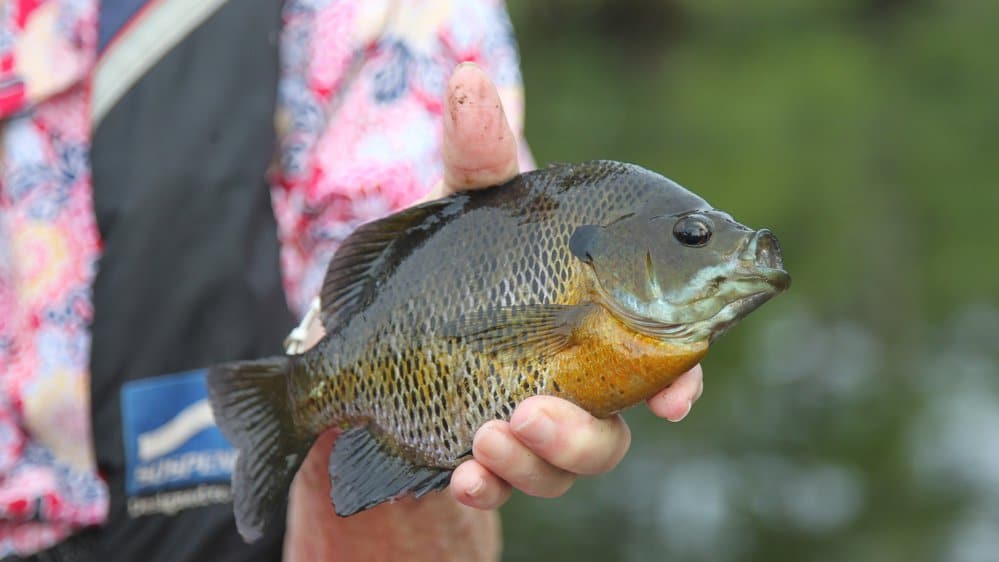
[442,304,593,361]
[320,196,465,334]
[328,426,452,516]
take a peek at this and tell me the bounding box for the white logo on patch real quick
[137,398,215,461]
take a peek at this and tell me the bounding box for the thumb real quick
[441,63,520,193]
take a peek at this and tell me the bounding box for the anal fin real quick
[329,427,452,517]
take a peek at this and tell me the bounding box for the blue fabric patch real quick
[121,369,235,496]
[99,0,155,52]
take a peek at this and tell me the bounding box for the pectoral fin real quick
[329,427,452,517]
[442,304,593,361]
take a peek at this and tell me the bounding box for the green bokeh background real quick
[501,1,998,560]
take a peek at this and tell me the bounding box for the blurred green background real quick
[501,1,998,560]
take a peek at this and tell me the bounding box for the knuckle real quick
[530,472,575,499]
[559,416,629,475]
[504,451,570,498]
[552,431,590,471]
[473,424,514,466]
[509,453,546,488]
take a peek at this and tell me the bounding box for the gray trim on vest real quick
[92,0,231,128]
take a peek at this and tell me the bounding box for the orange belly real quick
[551,305,708,417]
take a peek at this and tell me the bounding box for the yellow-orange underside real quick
[548,302,707,417]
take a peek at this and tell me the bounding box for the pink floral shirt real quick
[0,0,528,555]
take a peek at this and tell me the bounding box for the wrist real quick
[283,431,501,561]
[284,484,500,562]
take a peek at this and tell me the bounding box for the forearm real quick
[284,432,500,562]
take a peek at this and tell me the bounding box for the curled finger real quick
[472,421,575,498]
[646,363,703,422]
[509,396,631,476]
[450,459,512,510]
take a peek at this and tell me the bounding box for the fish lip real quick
[706,290,777,342]
[765,268,791,291]
[738,228,791,292]
[752,229,784,269]
[737,267,792,292]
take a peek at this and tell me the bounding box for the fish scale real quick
[297,167,627,463]
[206,160,790,542]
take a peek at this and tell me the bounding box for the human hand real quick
[451,366,704,509]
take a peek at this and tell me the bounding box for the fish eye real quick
[673,215,712,247]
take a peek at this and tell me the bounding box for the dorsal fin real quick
[320,196,465,334]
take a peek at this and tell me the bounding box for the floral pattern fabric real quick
[0,0,526,555]
[273,0,530,313]
[0,0,106,555]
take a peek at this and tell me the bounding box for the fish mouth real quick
[588,228,790,343]
[705,290,777,342]
[700,229,789,341]
[593,283,779,343]
[739,229,791,292]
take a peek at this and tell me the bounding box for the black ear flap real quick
[569,225,601,264]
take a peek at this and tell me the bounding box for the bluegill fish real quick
[207,160,790,541]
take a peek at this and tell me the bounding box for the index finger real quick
[508,396,632,476]
[645,364,704,422]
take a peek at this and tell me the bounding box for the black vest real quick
[86,0,294,560]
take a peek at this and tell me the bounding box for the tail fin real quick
[206,356,314,542]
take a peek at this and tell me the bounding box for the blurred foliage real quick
[501,1,999,561]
